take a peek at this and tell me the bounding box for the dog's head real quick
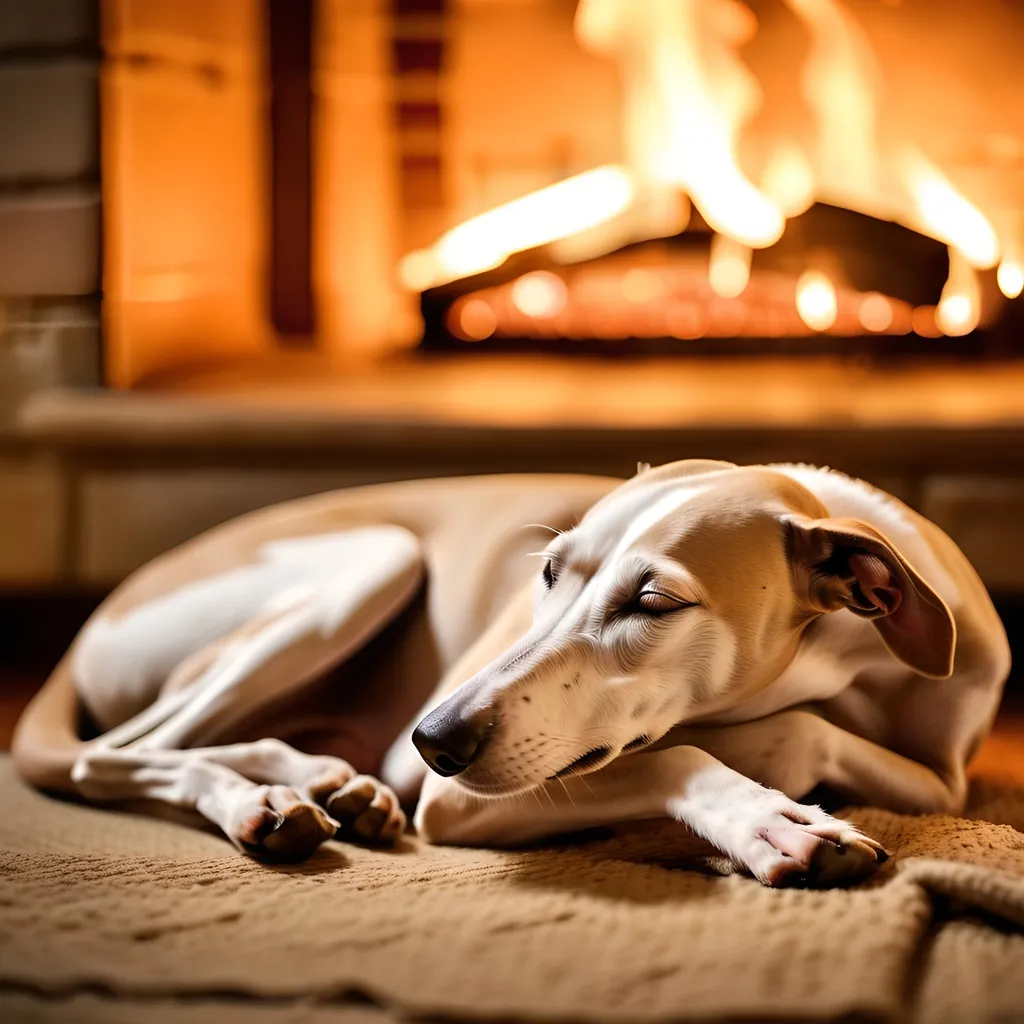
[414,460,955,795]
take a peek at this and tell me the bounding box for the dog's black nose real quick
[412,703,490,777]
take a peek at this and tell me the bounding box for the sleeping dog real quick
[13,461,1010,886]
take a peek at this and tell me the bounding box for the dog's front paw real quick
[727,796,888,887]
[323,774,407,844]
[231,785,340,862]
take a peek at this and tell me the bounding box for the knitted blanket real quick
[2,756,1023,1024]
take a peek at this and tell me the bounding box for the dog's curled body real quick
[13,462,1010,885]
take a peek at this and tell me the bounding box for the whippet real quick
[13,461,1010,886]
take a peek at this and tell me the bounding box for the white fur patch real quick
[613,484,711,556]
[74,527,421,729]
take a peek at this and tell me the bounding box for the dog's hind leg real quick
[92,527,424,753]
[72,738,406,856]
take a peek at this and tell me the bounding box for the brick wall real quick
[0,0,101,585]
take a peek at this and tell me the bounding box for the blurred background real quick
[0,0,1022,734]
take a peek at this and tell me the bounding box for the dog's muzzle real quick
[412,699,492,777]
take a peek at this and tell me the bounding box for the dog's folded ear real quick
[785,516,956,679]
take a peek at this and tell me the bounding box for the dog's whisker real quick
[522,523,563,536]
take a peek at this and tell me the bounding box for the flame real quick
[404,0,1009,346]
[997,258,1024,300]
[761,143,815,218]
[576,0,784,248]
[784,0,882,208]
[935,248,981,336]
[787,0,1000,273]
[899,149,1000,270]
[796,271,838,331]
[401,167,636,290]
[708,234,751,298]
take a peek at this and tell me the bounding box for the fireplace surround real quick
[1,0,1023,592]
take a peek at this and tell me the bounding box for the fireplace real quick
[405,0,1023,357]
[100,0,1023,387]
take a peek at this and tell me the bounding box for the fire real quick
[796,271,838,332]
[899,149,1000,270]
[577,0,784,248]
[784,0,883,209]
[936,248,981,337]
[708,234,751,298]
[405,0,1010,342]
[761,144,815,218]
[997,258,1024,300]
[400,166,635,289]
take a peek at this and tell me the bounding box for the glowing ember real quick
[912,306,942,339]
[795,271,838,332]
[621,268,664,303]
[511,272,568,318]
[858,293,894,333]
[450,298,497,341]
[997,259,1024,300]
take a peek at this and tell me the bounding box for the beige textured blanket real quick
[2,755,1023,1024]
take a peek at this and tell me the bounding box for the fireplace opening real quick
[402,0,1022,358]
[101,0,1022,387]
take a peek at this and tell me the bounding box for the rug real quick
[2,756,1023,1023]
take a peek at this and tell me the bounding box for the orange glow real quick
[785,0,882,208]
[761,144,815,218]
[997,258,1024,300]
[900,149,1000,269]
[621,268,663,303]
[935,295,975,337]
[576,0,784,248]
[398,249,438,292]
[708,235,751,298]
[935,248,981,337]
[413,167,635,288]
[511,272,568,318]
[451,299,497,341]
[666,302,708,339]
[858,293,894,333]
[549,187,689,266]
[911,306,941,339]
[795,271,838,331]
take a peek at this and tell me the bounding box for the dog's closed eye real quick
[628,591,696,617]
